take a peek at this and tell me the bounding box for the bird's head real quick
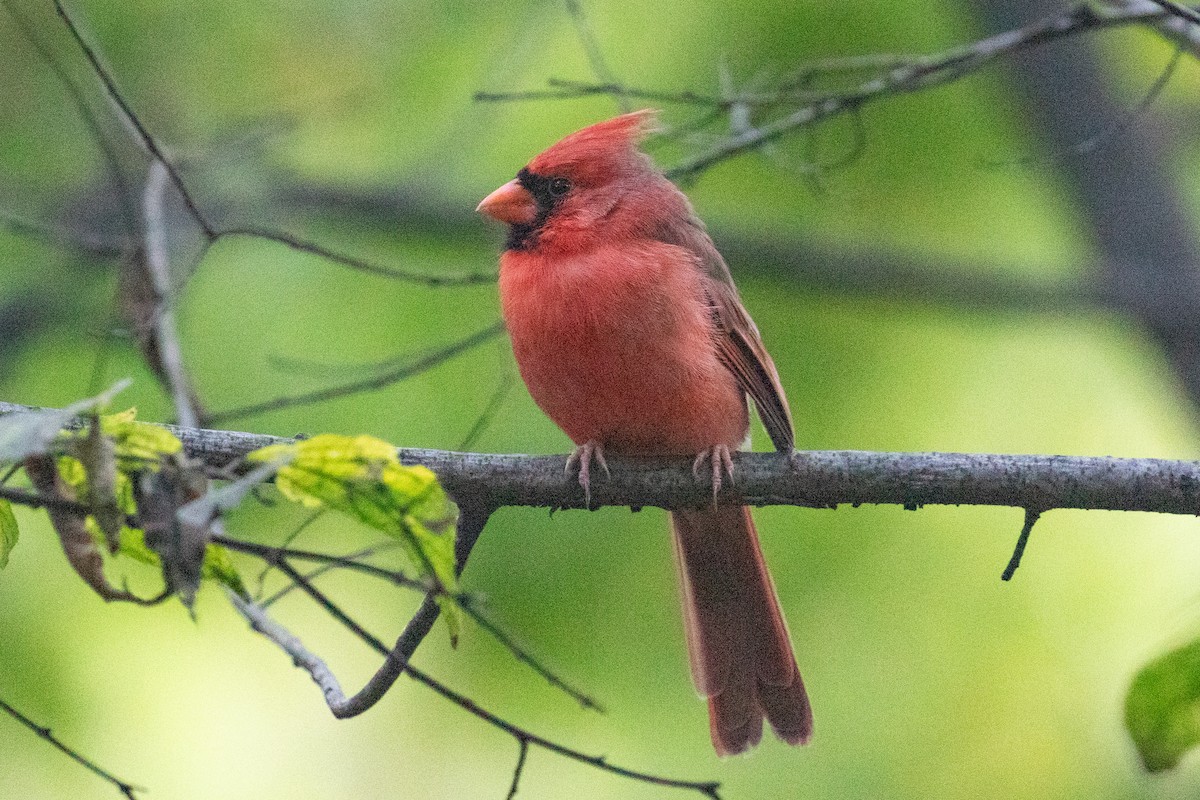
[477,110,670,253]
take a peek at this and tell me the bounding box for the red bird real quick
[477,110,812,755]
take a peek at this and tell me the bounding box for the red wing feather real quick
[654,215,795,452]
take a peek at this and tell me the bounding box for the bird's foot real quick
[566,440,609,508]
[693,444,735,507]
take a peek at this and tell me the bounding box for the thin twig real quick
[1146,0,1200,25]
[0,485,92,515]
[51,0,215,237]
[230,581,721,797]
[482,1,1195,178]
[0,696,142,799]
[214,536,430,594]
[258,539,400,608]
[313,502,493,718]
[989,44,1184,168]
[475,81,719,106]
[486,2,1193,180]
[215,528,599,709]
[457,370,515,450]
[1,0,139,237]
[211,228,498,287]
[459,595,604,712]
[562,0,629,112]
[204,320,504,424]
[253,509,326,597]
[0,209,125,257]
[506,738,530,800]
[665,2,1192,179]
[1001,508,1042,581]
[48,1,496,292]
[141,161,202,428]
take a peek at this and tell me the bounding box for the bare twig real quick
[141,161,202,427]
[230,580,721,798]
[0,485,92,516]
[310,502,493,718]
[210,228,497,287]
[50,0,215,237]
[1001,508,1043,581]
[989,44,1185,168]
[1,0,139,236]
[0,696,142,799]
[1146,0,1200,25]
[457,370,515,450]
[506,738,530,800]
[47,1,496,293]
[214,536,431,594]
[257,540,405,607]
[231,525,609,714]
[665,2,1196,179]
[479,2,1197,180]
[562,0,629,112]
[252,509,326,595]
[216,506,600,710]
[475,80,720,106]
[0,209,125,257]
[204,320,505,425]
[460,594,605,712]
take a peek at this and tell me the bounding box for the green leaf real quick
[249,434,460,638]
[202,543,248,598]
[100,408,183,468]
[1127,637,1200,771]
[0,499,18,569]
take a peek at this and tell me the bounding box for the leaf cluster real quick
[0,389,458,637]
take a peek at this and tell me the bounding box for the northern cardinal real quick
[477,110,812,755]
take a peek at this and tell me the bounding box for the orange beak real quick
[476,179,537,225]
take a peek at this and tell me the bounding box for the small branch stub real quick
[1001,508,1042,581]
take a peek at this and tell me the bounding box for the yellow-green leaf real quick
[100,408,183,468]
[202,543,248,598]
[111,527,246,599]
[0,499,18,569]
[248,434,459,636]
[1127,637,1200,771]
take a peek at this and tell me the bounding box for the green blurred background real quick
[4,0,1200,798]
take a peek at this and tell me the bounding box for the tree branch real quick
[0,696,142,799]
[203,320,505,425]
[479,2,1199,180]
[662,1,1197,179]
[3,401,1200,517]
[141,161,204,427]
[229,574,721,797]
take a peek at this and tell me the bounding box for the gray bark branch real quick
[665,1,1198,179]
[2,401,1198,516]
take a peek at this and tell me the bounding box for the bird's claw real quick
[693,444,735,507]
[566,440,609,508]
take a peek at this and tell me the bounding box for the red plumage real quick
[478,110,812,755]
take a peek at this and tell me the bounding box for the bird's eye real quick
[548,177,572,196]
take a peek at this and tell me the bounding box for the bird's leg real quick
[566,440,609,508]
[692,444,735,507]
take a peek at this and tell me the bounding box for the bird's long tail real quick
[671,506,812,755]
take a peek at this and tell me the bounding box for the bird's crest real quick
[527,109,660,185]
